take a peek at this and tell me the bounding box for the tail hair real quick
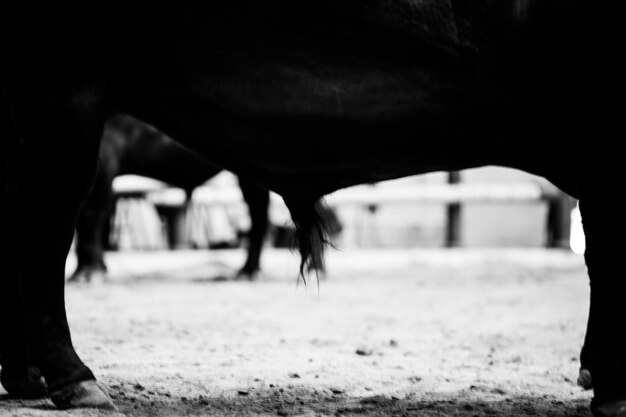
[284,197,334,284]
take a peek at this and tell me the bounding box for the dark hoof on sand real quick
[578,368,593,390]
[592,400,626,417]
[50,380,116,410]
[0,366,48,399]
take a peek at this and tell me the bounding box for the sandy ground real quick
[0,247,594,416]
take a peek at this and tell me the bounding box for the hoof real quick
[67,267,107,284]
[50,380,116,410]
[578,368,593,390]
[592,400,626,417]
[235,270,259,281]
[0,366,48,399]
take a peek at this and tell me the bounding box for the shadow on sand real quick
[1,388,593,417]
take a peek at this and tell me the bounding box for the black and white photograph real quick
[1,2,623,416]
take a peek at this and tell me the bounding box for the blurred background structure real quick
[97,166,581,256]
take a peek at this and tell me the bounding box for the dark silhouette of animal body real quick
[1,2,624,415]
[70,114,272,283]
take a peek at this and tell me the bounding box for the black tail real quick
[283,196,335,283]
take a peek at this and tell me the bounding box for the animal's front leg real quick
[0,197,47,398]
[7,86,114,409]
[579,194,626,417]
[0,84,47,399]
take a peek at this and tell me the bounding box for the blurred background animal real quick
[70,114,341,283]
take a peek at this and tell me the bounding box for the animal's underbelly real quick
[189,54,494,122]
[118,55,566,195]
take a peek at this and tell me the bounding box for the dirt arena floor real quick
[0,247,594,416]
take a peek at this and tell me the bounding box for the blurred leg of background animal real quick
[236,176,270,279]
[70,154,117,283]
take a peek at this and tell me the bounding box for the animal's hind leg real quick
[579,190,626,416]
[7,86,114,409]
